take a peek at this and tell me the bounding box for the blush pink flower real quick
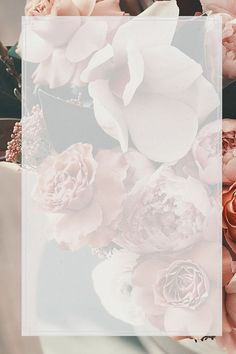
[132,243,219,334]
[49,148,154,250]
[223,119,236,185]
[116,167,211,254]
[34,143,97,212]
[20,2,125,88]
[25,0,125,16]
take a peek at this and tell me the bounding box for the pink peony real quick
[116,167,211,254]
[25,0,125,16]
[34,143,97,212]
[223,119,236,185]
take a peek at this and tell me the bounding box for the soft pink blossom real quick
[50,148,154,250]
[131,243,219,334]
[116,167,211,254]
[34,143,97,212]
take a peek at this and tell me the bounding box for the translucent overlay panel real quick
[22,15,222,336]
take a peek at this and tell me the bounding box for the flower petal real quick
[80,44,114,83]
[92,0,125,16]
[72,0,96,15]
[33,48,75,88]
[125,93,198,162]
[89,80,128,151]
[53,200,102,251]
[112,0,179,60]
[66,20,108,63]
[176,75,220,124]
[140,45,203,96]
[123,44,144,106]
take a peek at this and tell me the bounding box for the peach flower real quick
[223,182,236,255]
[223,119,236,185]
[25,0,125,16]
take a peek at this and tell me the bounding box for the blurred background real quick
[0,0,25,45]
[0,1,228,354]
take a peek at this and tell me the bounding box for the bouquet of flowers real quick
[2,0,236,353]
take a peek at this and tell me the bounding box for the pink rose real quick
[192,120,221,185]
[223,119,236,185]
[116,167,210,254]
[25,0,125,16]
[132,243,219,334]
[153,260,209,310]
[34,143,97,212]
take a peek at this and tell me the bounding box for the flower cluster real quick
[5,122,22,163]
[12,0,236,351]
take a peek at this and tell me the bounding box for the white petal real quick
[123,44,144,106]
[177,75,220,124]
[66,21,108,63]
[141,45,203,96]
[140,0,179,18]
[80,44,114,83]
[126,93,198,162]
[33,48,75,88]
[112,0,179,60]
[20,28,52,63]
[89,80,128,151]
